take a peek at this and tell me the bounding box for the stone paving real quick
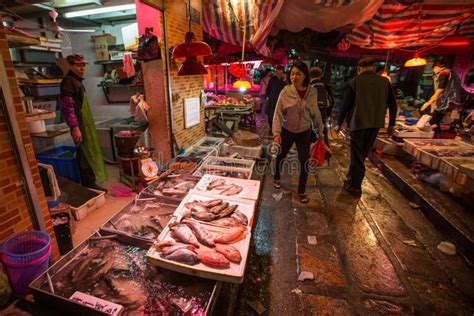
[229,139,474,315]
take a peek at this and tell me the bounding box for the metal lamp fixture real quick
[173,1,212,76]
[404,52,427,67]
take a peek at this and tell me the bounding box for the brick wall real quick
[163,0,206,149]
[0,23,59,259]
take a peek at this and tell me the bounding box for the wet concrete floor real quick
[221,139,474,315]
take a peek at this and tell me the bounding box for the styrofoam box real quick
[147,222,251,284]
[195,136,225,149]
[403,139,473,158]
[220,143,263,159]
[194,174,261,201]
[193,164,253,180]
[71,189,106,221]
[202,156,255,170]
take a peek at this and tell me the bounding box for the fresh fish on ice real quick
[170,224,201,247]
[182,219,215,247]
[208,179,225,190]
[209,202,229,214]
[218,204,238,218]
[201,199,223,208]
[215,243,242,262]
[192,211,219,221]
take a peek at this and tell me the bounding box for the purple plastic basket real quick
[2,231,51,264]
[2,245,52,295]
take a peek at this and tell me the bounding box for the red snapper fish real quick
[195,249,230,268]
[214,244,242,263]
[214,226,246,244]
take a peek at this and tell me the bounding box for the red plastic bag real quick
[309,140,332,167]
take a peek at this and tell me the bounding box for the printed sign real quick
[184,97,200,129]
[70,291,123,315]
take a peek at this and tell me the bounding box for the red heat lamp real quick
[173,32,212,76]
[439,36,470,47]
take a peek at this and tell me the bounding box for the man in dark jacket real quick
[60,54,107,189]
[336,57,397,195]
[266,65,286,131]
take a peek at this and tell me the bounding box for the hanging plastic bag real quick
[308,139,332,168]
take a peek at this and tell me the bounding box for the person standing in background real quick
[266,65,286,130]
[335,57,397,195]
[259,69,272,114]
[310,67,334,145]
[272,62,323,203]
[60,54,107,190]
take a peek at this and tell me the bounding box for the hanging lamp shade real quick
[404,53,427,67]
[229,63,246,78]
[173,32,212,76]
[233,80,252,90]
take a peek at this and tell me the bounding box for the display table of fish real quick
[148,174,201,198]
[147,217,251,284]
[30,235,218,315]
[193,165,252,180]
[194,174,261,200]
[101,196,180,241]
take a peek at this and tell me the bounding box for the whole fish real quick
[191,204,209,213]
[162,188,187,195]
[219,204,238,218]
[208,179,225,190]
[214,226,246,244]
[174,180,196,191]
[163,248,199,265]
[170,224,200,247]
[154,240,178,250]
[209,202,229,214]
[184,201,202,209]
[162,244,196,256]
[215,243,242,262]
[182,219,215,247]
[212,184,234,191]
[195,249,230,268]
[220,185,243,196]
[211,218,243,228]
[201,199,223,208]
[192,211,219,221]
[231,209,249,226]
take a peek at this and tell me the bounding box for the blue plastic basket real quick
[2,231,51,264]
[36,146,81,183]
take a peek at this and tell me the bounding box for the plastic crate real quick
[36,146,81,183]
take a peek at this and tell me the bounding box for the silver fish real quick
[220,185,243,196]
[219,204,238,218]
[163,248,199,265]
[182,219,215,247]
[162,244,196,256]
[170,224,200,247]
[231,209,248,225]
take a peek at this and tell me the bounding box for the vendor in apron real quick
[60,54,107,190]
[420,58,461,133]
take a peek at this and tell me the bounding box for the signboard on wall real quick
[184,98,200,129]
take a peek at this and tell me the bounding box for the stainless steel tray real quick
[100,195,181,243]
[30,232,220,315]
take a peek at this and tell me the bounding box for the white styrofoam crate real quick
[71,189,106,221]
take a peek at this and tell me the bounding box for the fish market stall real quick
[30,233,220,315]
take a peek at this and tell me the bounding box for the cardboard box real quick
[92,34,116,61]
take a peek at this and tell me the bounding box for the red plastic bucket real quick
[2,245,52,295]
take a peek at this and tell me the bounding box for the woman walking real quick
[272,62,323,203]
